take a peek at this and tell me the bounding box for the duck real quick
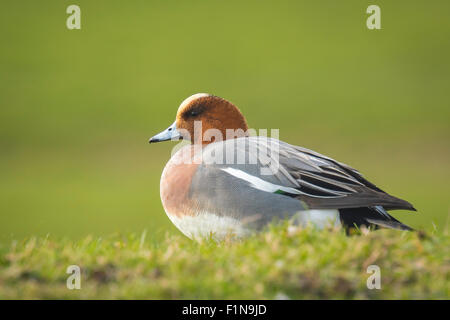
[149,93,415,239]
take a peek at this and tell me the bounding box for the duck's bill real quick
[149,121,182,143]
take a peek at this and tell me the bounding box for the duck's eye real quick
[184,106,204,118]
[190,110,200,117]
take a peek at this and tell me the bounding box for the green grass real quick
[1,225,448,299]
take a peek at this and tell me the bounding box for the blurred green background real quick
[1,0,449,242]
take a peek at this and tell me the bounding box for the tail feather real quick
[339,206,414,232]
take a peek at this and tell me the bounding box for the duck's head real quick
[149,93,249,145]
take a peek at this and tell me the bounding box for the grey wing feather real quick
[208,137,415,211]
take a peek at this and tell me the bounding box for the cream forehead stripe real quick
[177,93,210,113]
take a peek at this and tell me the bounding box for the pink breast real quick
[160,145,200,218]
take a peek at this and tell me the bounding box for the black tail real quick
[339,206,413,232]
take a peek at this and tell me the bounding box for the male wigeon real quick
[149,93,415,239]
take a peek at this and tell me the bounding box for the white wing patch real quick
[221,167,301,195]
